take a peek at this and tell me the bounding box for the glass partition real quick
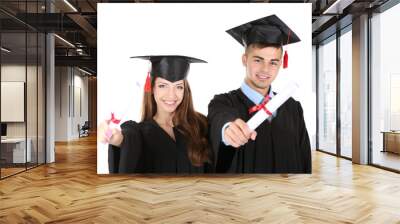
[317,35,337,155]
[0,1,46,179]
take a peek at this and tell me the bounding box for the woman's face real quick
[153,77,184,114]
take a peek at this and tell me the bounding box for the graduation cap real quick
[226,14,301,69]
[130,55,207,92]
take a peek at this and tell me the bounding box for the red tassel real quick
[144,72,151,92]
[283,50,288,69]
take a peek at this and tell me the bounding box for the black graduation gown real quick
[208,88,311,173]
[108,119,212,174]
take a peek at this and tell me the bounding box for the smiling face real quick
[242,44,283,96]
[153,77,184,114]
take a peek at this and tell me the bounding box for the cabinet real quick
[382,131,400,154]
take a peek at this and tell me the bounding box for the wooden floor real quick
[1,167,26,178]
[1,162,44,178]
[1,135,400,223]
[373,151,400,171]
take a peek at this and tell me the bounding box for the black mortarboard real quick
[226,14,300,47]
[131,55,206,92]
[131,55,206,82]
[226,15,300,69]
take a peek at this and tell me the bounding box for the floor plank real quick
[1,135,400,223]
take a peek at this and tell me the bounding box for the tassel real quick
[144,72,151,92]
[283,50,288,69]
[283,30,291,69]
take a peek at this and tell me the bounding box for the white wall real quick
[72,72,89,138]
[1,63,46,164]
[1,66,27,140]
[54,67,89,141]
[55,67,68,141]
[1,65,37,138]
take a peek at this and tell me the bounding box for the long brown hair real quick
[141,77,211,166]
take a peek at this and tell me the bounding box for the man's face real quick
[242,45,282,95]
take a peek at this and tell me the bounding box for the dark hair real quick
[245,43,283,57]
[141,77,211,166]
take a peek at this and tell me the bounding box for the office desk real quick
[381,131,400,154]
[1,138,32,163]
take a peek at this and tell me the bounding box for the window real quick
[339,28,352,158]
[318,36,337,155]
[370,3,400,171]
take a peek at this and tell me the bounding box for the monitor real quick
[1,123,7,137]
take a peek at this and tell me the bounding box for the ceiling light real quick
[63,0,78,12]
[1,47,11,53]
[323,0,355,15]
[78,67,92,76]
[54,34,75,48]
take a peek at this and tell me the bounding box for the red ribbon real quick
[108,112,121,124]
[248,96,272,116]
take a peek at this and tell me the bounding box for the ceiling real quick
[0,0,393,76]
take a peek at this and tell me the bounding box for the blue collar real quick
[240,82,274,105]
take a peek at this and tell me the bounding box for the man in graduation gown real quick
[208,14,311,173]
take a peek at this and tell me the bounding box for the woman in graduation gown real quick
[99,55,213,173]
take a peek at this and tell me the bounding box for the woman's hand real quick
[98,120,123,147]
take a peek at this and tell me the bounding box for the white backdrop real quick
[97,3,313,174]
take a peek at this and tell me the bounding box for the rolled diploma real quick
[247,82,299,131]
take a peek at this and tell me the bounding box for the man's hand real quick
[223,118,257,148]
